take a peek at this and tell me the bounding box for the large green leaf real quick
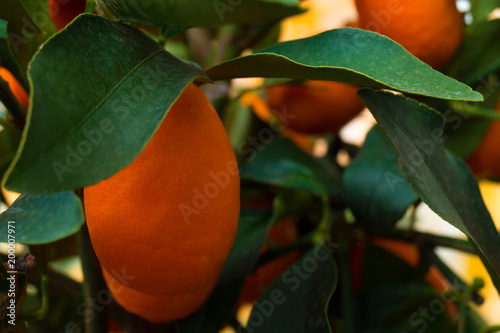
[358,89,500,294]
[247,246,337,333]
[3,14,209,193]
[0,191,84,244]
[344,125,418,230]
[206,28,482,101]
[96,0,304,29]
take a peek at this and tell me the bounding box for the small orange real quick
[49,0,87,31]
[266,80,365,135]
[239,218,301,303]
[102,268,216,323]
[355,0,463,69]
[84,84,240,298]
[0,67,29,109]
[466,98,500,178]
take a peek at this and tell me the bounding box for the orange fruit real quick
[84,84,240,298]
[466,98,500,178]
[49,0,87,31]
[266,80,365,135]
[0,67,29,109]
[354,0,463,69]
[102,267,215,323]
[239,218,301,303]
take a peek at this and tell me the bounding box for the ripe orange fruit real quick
[84,84,240,298]
[49,0,87,31]
[354,0,463,69]
[0,67,29,109]
[466,98,500,178]
[239,218,300,303]
[102,267,215,323]
[266,80,365,135]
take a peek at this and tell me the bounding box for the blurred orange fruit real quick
[49,0,87,31]
[466,98,500,178]
[241,90,317,153]
[0,67,29,109]
[355,0,463,69]
[266,80,365,135]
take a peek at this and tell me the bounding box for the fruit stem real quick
[76,222,108,333]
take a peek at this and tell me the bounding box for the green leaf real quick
[0,191,84,244]
[358,88,500,295]
[247,246,337,333]
[0,19,7,39]
[470,0,500,24]
[177,197,289,333]
[18,0,56,36]
[357,284,450,331]
[449,19,500,83]
[242,158,327,198]
[0,0,45,79]
[344,125,418,230]
[3,14,209,193]
[95,0,304,29]
[240,137,342,197]
[206,28,482,102]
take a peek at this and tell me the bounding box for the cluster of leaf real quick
[1,0,500,332]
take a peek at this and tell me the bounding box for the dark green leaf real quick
[176,197,287,333]
[0,191,84,244]
[0,19,7,39]
[0,0,45,79]
[240,137,342,197]
[242,158,327,198]
[344,125,418,230]
[358,89,500,294]
[96,0,304,29]
[247,246,337,333]
[357,284,448,331]
[18,0,56,36]
[3,14,209,193]
[206,28,482,101]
